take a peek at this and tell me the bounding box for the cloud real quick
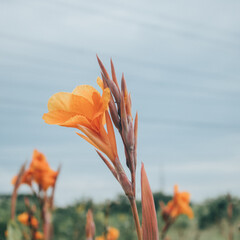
[0,0,240,204]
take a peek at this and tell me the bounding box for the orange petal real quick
[170,207,179,218]
[180,192,191,202]
[72,85,101,105]
[91,87,110,120]
[95,237,105,240]
[43,111,78,125]
[174,185,179,195]
[18,212,29,225]
[11,176,17,185]
[76,132,101,151]
[101,88,111,110]
[90,113,106,132]
[97,77,104,91]
[35,231,44,239]
[177,199,194,219]
[62,115,91,128]
[47,92,94,119]
[98,123,111,146]
[43,111,91,128]
[78,125,114,162]
[30,150,49,170]
[107,227,120,239]
[185,207,194,219]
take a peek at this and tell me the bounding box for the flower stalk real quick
[11,162,26,220]
[160,185,194,239]
[129,197,142,240]
[97,57,142,239]
[11,150,60,240]
[42,56,161,240]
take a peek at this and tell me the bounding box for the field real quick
[1,193,240,240]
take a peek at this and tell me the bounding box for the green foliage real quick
[1,193,240,240]
[174,215,190,230]
[7,220,22,240]
[0,196,11,240]
[196,195,240,229]
[152,192,172,211]
[108,195,132,214]
[0,194,42,240]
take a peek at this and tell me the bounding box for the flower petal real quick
[47,92,94,119]
[72,85,101,105]
[43,111,77,125]
[76,132,101,151]
[43,111,92,128]
[97,77,104,91]
[78,125,114,161]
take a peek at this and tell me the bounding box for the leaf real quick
[7,219,23,240]
[141,163,159,240]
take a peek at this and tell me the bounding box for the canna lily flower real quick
[35,231,44,239]
[162,185,194,220]
[12,169,33,186]
[95,227,119,240]
[12,150,58,191]
[17,212,39,228]
[29,149,58,191]
[43,78,118,163]
[107,227,120,240]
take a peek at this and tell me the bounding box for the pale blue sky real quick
[1,0,240,205]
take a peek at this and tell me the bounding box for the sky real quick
[0,0,240,206]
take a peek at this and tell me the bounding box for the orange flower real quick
[12,150,58,191]
[95,237,104,240]
[29,149,58,191]
[43,78,118,163]
[12,169,33,186]
[17,212,38,228]
[163,185,194,219]
[95,227,119,240]
[35,231,44,239]
[107,227,119,240]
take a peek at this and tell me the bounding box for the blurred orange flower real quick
[95,227,119,240]
[12,169,33,186]
[12,150,58,191]
[43,78,118,163]
[163,185,194,219]
[29,149,58,191]
[35,231,44,239]
[95,237,104,240]
[107,227,119,240]
[17,212,38,228]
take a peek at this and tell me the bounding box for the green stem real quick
[161,218,175,240]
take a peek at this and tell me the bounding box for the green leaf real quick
[7,219,23,240]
